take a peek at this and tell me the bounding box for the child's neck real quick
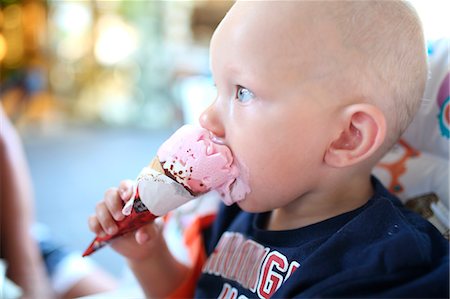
[267,174,374,231]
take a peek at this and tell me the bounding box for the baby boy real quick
[89,1,449,298]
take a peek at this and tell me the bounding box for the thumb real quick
[135,228,149,244]
[135,218,164,245]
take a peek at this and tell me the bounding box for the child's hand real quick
[88,180,166,261]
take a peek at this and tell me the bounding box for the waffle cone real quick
[149,156,164,173]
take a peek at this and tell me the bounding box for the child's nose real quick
[199,103,225,138]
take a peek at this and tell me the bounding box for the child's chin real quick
[236,199,266,213]
[235,199,248,210]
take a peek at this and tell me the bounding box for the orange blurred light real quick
[0,34,7,62]
[3,4,22,30]
[3,4,24,67]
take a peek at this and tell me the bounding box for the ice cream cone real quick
[149,156,164,173]
[82,157,164,257]
[82,125,250,257]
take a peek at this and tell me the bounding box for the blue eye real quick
[236,86,255,103]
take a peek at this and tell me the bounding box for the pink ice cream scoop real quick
[83,124,249,256]
[157,124,250,205]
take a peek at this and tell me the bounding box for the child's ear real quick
[324,104,386,168]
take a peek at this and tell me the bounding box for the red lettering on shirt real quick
[257,251,288,299]
[202,232,300,299]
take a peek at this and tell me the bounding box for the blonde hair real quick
[332,1,428,149]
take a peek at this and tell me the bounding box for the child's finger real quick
[104,188,125,221]
[95,201,118,235]
[135,219,163,245]
[135,228,149,245]
[117,179,134,202]
[88,215,106,237]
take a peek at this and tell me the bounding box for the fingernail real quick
[139,233,149,244]
[118,189,127,200]
[108,226,117,235]
[115,212,125,221]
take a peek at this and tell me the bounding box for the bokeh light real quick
[0,34,7,62]
[94,15,139,66]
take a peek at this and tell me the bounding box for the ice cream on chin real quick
[82,124,250,257]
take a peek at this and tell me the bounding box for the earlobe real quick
[324,104,386,168]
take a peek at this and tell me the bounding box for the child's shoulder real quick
[329,176,446,252]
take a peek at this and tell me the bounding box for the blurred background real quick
[0,0,232,281]
[0,0,448,282]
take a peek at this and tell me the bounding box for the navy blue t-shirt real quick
[195,177,449,298]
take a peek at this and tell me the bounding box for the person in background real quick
[0,104,118,299]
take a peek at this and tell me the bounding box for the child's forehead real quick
[210,2,350,86]
[216,2,348,57]
[222,1,321,36]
